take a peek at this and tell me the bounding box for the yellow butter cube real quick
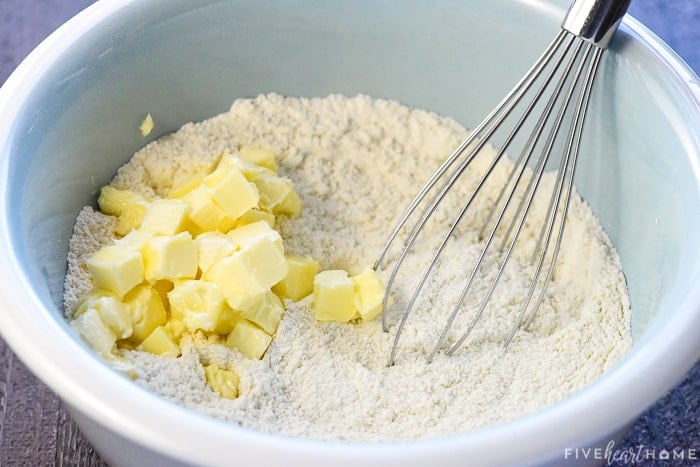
[182,186,237,232]
[139,113,154,137]
[205,235,288,298]
[114,229,155,251]
[204,363,239,400]
[98,186,150,236]
[139,198,189,235]
[313,270,358,322]
[117,210,147,237]
[88,295,133,339]
[224,289,266,315]
[195,232,236,274]
[86,245,145,298]
[239,145,278,172]
[124,284,167,343]
[70,308,117,357]
[168,174,205,199]
[98,186,149,217]
[254,174,301,217]
[163,318,186,343]
[242,291,284,335]
[274,189,301,217]
[352,269,386,322]
[226,320,272,360]
[219,154,276,182]
[181,218,206,238]
[236,209,275,228]
[72,288,118,317]
[226,221,283,253]
[203,164,259,220]
[212,306,242,335]
[168,280,226,333]
[142,232,197,282]
[152,279,174,310]
[273,255,319,302]
[140,326,180,357]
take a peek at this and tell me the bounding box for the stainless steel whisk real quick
[375,0,631,366]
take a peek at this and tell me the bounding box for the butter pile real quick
[68,146,386,399]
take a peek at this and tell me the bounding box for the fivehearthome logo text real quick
[564,441,697,465]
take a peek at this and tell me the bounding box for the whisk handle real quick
[562,0,631,48]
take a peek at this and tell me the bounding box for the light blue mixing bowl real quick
[1,0,699,465]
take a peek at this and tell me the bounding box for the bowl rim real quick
[0,1,699,465]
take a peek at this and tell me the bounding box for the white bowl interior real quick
[2,0,700,465]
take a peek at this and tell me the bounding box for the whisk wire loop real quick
[433,36,591,360]
[378,32,571,339]
[445,40,602,357]
[385,35,581,365]
[377,0,629,365]
[520,45,605,333]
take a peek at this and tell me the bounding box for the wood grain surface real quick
[0,1,698,466]
[0,338,106,466]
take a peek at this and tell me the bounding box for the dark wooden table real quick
[1,1,698,466]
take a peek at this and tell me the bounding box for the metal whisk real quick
[375,0,631,366]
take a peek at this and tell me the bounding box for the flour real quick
[63,94,631,441]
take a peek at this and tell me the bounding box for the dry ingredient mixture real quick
[63,94,631,441]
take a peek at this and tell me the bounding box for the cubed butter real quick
[203,164,259,220]
[182,186,237,232]
[142,232,197,282]
[88,295,133,339]
[226,221,283,253]
[254,173,301,217]
[273,255,319,301]
[70,308,117,357]
[204,363,239,400]
[73,289,132,338]
[352,269,386,322]
[195,232,236,274]
[168,174,206,199]
[219,154,276,182]
[242,291,284,335]
[226,320,272,360]
[139,198,189,235]
[72,288,118,317]
[224,290,266,315]
[313,270,358,322]
[205,235,288,298]
[124,284,167,343]
[140,326,180,357]
[86,245,144,298]
[239,145,278,172]
[98,186,150,236]
[98,186,149,217]
[117,210,147,237]
[168,280,226,333]
[274,189,301,217]
[82,151,308,365]
[152,279,174,310]
[114,229,155,251]
[236,208,275,228]
[163,319,187,343]
[139,113,154,136]
[212,306,241,335]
